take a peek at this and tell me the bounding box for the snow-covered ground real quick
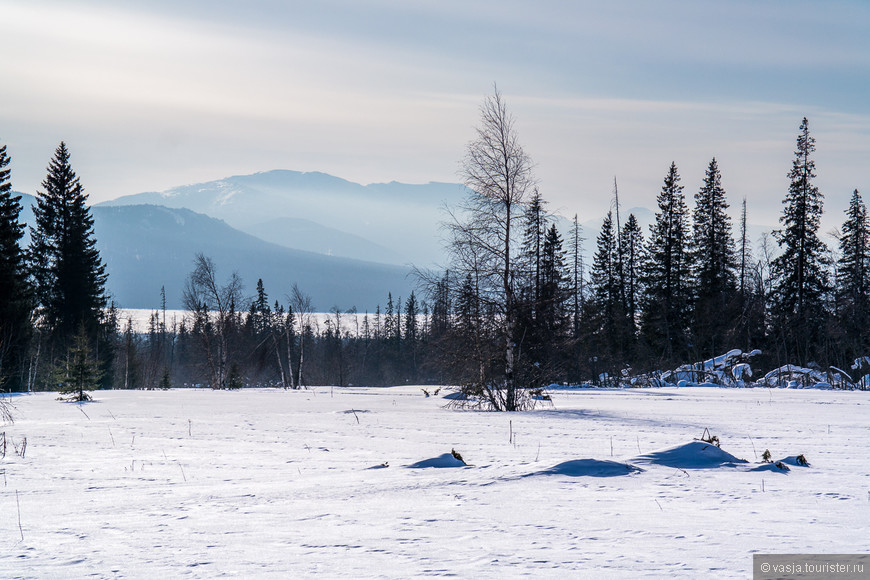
[1,386,868,578]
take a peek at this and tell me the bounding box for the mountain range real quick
[100,170,468,267]
[15,169,775,312]
[17,192,418,312]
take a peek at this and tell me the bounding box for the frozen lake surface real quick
[2,386,868,578]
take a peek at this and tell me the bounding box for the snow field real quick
[1,386,868,578]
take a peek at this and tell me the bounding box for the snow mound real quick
[778,455,810,467]
[407,453,467,469]
[531,459,643,478]
[634,440,747,469]
[751,461,791,474]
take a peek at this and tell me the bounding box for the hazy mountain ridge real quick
[17,193,415,311]
[238,217,405,264]
[100,170,469,267]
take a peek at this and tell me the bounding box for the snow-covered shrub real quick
[762,364,826,388]
[0,396,13,425]
[851,357,870,390]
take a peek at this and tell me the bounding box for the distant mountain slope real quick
[17,193,415,311]
[100,170,468,267]
[238,217,405,264]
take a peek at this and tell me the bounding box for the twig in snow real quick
[748,436,757,460]
[16,490,23,541]
[107,409,116,420]
[13,437,26,458]
[109,428,115,447]
[636,436,641,454]
[177,461,187,482]
[350,409,359,424]
[188,419,192,437]
[79,406,90,420]
[655,499,663,511]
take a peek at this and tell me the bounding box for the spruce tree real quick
[251,278,271,336]
[521,188,548,301]
[54,326,102,401]
[591,211,619,322]
[30,142,108,348]
[539,223,569,335]
[619,213,644,331]
[691,157,737,356]
[590,211,625,370]
[836,189,870,356]
[641,162,691,365]
[0,141,32,391]
[770,118,830,363]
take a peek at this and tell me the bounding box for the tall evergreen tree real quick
[0,142,32,391]
[690,157,737,356]
[591,211,619,322]
[770,118,831,364]
[30,142,108,347]
[619,213,644,330]
[538,224,569,336]
[589,211,628,372]
[641,162,691,365]
[836,189,870,356]
[521,188,548,301]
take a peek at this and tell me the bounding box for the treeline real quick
[1,105,868,400]
[427,104,868,407]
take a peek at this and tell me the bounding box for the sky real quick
[2,0,869,231]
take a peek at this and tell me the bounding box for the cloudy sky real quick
[2,0,868,229]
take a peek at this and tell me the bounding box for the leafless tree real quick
[182,253,243,389]
[449,85,535,410]
[288,283,313,388]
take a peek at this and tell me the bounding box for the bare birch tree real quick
[182,253,243,389]
[450,86,535,410]
[289,283,312,388]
